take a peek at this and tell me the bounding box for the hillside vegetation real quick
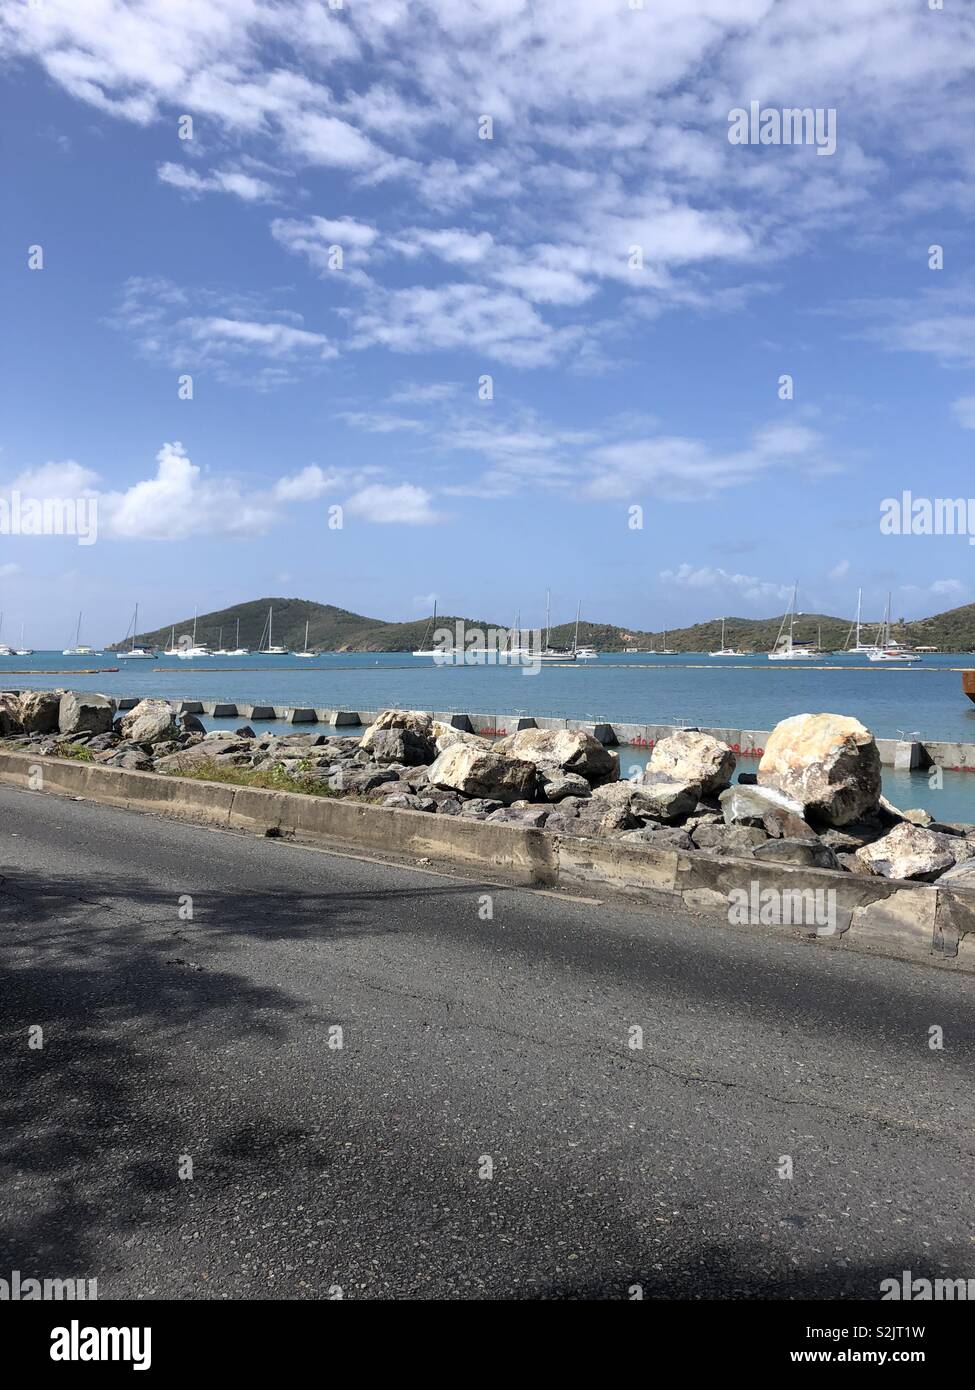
[111,597,975,653]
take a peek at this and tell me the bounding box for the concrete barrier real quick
[1,747,970,972]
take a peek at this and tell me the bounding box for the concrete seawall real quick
[1,748,972,973]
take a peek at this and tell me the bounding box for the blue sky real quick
[2,0,975,646]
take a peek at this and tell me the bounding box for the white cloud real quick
[0,562,20,578]
[828,560,851,580]
[344,483,444,525]
[157,162,275,201]
[952,396,975,429]
[659,564,792,604]
[102,442,278,540]
[273,465,340,501]
[930,579,966,597]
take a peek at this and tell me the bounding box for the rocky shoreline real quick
[3,690,974,887]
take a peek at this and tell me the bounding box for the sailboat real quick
[413,601,439,657]
[163,626,182,657]
[227,617,250,656]
[15,622,33,656]
[709,618,746,657]
[572,601,598,659]
[180,608,211,658]
[295,620,316,657]
[62,612,100,656]
[0,612,12,656]
[868,594,921,663]
[260,605,289,655]
[118,602,157,658]
[540,589,577,661]
[839,588,875,656]
[768,584,817,660]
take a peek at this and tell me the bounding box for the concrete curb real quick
[1,749,971,973]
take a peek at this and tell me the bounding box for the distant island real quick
[106,596,975,655]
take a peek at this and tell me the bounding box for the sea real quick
[4,649,975,822]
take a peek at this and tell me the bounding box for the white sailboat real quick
[839,588,875,656]
[572,601,598,659]
[180,608,211,658]
[768,584,817,660]
[295,620,316,657]
[260,605,289,655]
[15,622,33,656]
[118,602,157,659]
[227,618,250,656]
[709,618,746,657]
[540,589,577,661]
[413,601,440,657]
[62,611,100,656]
[868,594,921,663]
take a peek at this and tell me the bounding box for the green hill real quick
[110,596,975,654]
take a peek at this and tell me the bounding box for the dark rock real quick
[752,838,840,870]
[691,824,768,853]
[233,724,256,738]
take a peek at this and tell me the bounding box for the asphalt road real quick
[1,783,974,1301]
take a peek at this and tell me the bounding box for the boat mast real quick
[131,602,138,651]
[545,589,551,649]
[573,601,581,653]
[236,617,240,648]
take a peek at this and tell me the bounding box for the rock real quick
[233,724,256,737]
[817,819,884,851]
[359,768,402,792]
[494,727,619,786]
[18,690,62,735]
[427,743,537,805]
[0,692,23,736]
[99,749,155,771]
[119,698,179,746]
[691,824,768,853]
[86,732,119,753]
[458,798,504,817]
[486,805,550,828]
[757,713,881,826]
[434,797,463,816]
[360,709,436,760]
[542,774,592,802]
[58,691,114,736]
[381,792,428,811]
[647,730,736,796]
[836,852,874,875]
[364,728,432,766]
[619,826,694,850]
[595,804,635,834]
[855,822,962,881]
[720,783,805,829]
[176,712,206,733]
[429,721,491,755]
[752,838,840,870]
[630,774,700,822]
[153,738,250,771]
[901,808,934,827]
[934,861,975,887]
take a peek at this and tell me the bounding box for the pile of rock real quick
[2,695,972,884]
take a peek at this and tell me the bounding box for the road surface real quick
[1,783,973,1300]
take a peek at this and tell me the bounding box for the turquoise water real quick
[4,650,975,821]
[4,650,974,740]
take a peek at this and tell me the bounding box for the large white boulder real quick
[646,730,736,796]
[494,727,619,786]
[758,713,881,827]
[119,698,179,745]
[58,691,114,736]
[427,743,537,805]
